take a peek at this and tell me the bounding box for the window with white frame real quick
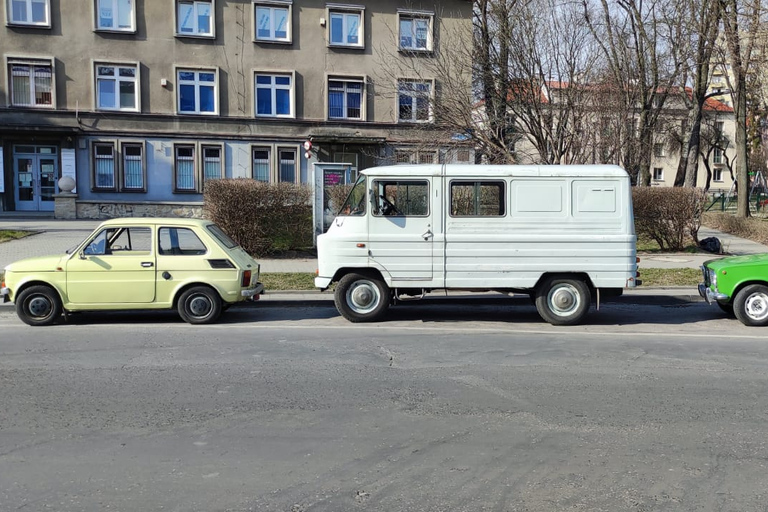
[653,167,663,181]
[7,0,49,26]
[398,11,432,51]
[278,148,296,182]
[96,0,135,31]
[96,64,138,111]
[8,59,53,107]
[93,142,117,190]
[255,73,293,117]
[328,78,363,120]
[713,147,723,164]
[328,5,363,47]
[653,143,665,158]
[122,142,145,190]
[713,167,723,182]
[176,0,213,37]
[398,79,432,123]
[252,147,271,181]
[174,145,197,192]
[254,2,291,42]
[177,69,217,114]
[202,145,223,182]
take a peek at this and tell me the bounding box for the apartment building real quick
[0,0,473,217]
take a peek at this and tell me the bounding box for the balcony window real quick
[398,79,432,123]
[177,0,213,37]
[96,64,138,111]
[9,60,53,107]
[398,11,432,51]
[255,2,290,42]
[255,73,293,117]
[8,0,49,27]
[96,0,135,31]
[328,78,363,120]
[328,6,363,48]
[177,69,217,114]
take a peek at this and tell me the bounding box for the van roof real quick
[361,164,629,178]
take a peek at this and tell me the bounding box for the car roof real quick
[96,217,213,228]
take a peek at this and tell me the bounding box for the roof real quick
[97,217,212,227]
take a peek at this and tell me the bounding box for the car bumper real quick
[698,283,729,304]
[241,282,264,299]
[1,286,9,303]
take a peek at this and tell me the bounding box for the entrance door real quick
[13,145,58,212]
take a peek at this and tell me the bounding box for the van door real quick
[367,178,434,282]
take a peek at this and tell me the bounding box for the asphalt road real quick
[1,301,767,511]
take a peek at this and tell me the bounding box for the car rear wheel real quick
[734,284,768,326]
[178,286,222,324]
[334,273,390,322]
[535,277,591,326]
[16,285,63,326]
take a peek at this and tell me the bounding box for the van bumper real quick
[315,276,332,289]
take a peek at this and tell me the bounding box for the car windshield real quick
[339,174,367,216]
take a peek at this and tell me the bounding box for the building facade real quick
[0,0,473,216]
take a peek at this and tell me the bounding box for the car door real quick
[66,225,156,304]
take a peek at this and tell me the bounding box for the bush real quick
[633,187,705,251]
[204,179,313,257]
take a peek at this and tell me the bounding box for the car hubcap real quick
[548,284,580,316]
[347,280,380,314]
[745,292,768,321]
[27,296,52,318]
[189,295,212,317]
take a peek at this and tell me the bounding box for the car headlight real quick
[709,268,717,288]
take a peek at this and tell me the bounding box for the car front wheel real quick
[178,286,222,324]
[535,277,591,326]
[16,285,63,326]
[334,273,390,322]
[734,284,768,326]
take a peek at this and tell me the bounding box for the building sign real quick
[0,147,4,194]
[61,148,76,193]
[312,163,353,240]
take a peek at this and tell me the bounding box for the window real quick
[96,64,138,111]
[176,0,213,37]
[713,167,723,182]
[255,73,293,117]
[398,79,432,123]
[122,143,144,190]
[177,69,217,114]
[7,0,49,26]
[373,180,429,217]
[96,0,135,31]
[252,147,270,181]
[174,145,197,192]
[328,6,363,47]
[328,78,363,120]
[93,142,117,190]
[451,181,505,217]
[713,147,723,164]
[9,60,53,107]
[254,2,290,42]
[278,148,296,183]
[653,167,663,181]
[159,227,208,256]
[653,143,665,158]
[84,226,151,255]
[202,145,223,182]
[398,11,432,51]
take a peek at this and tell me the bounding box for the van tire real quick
[535,277,591,326]
[733,284,768,326]
[335,273,390,322]
[16,285,63,326]
[177,286,222,324]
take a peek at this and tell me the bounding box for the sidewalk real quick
[2,217,767,275]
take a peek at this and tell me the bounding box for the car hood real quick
[4,254,70,272]
[705,253,768,270]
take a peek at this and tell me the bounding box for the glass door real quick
[13,146,58,211]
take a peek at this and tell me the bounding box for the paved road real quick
[2,301,767,511]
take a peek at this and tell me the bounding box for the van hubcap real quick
[28,296,52,318]
[347,281,380,314]
[745,292,768,321]
[548,285,580,316]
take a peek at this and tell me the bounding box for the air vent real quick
[207,259,235,269]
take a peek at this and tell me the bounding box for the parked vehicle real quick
[699,255,768,326]
[1,218,263,326]
[315,164,640,325]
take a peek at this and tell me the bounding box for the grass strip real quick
[0,230,32,243]
[638,268,701,288]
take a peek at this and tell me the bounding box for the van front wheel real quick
[335,273,390,322]
[535,277,591,326]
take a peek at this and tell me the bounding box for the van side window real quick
[450,181,505,216]
[159,227,208,256]
[373,180,429,216]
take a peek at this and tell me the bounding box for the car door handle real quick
[141,262,154,268]
[422,229,433,240]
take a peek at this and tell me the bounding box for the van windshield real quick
[339,175,366,216]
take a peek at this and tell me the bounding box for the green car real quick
[1,218,263,326]
[699,254,768,326]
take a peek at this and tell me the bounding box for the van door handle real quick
[422,229,433,240]
[141,262,154,268]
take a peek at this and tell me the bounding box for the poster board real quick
[61,148,76,193]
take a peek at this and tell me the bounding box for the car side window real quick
[158,227,208,256]
[83,230,108,255]
[83,227,152,255]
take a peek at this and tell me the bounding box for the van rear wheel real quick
[335,273,390,322]
[535,277,591,326]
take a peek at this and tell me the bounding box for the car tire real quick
[717,301,735,316]
[334,273,390,322]
[177,286,223,324]
[16,285,63,326]
[733,284,768,326]
[535,277,591,326]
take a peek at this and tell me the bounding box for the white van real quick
[315,164,639,325]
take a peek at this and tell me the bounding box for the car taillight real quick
[241,270,252,287]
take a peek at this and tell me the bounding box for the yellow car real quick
[1,218,263,326]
